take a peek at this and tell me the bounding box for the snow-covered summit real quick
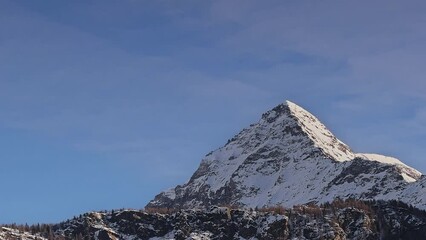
[284,100,354,161]
[147,100,424,210]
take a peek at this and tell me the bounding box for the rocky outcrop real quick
[0,227,47,240]
[3,202,426,239]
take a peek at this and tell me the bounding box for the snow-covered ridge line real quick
[356,153,415,168]
[355,153,422,182]
[285,100,355,162]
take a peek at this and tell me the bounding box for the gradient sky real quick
[1,0,426,224]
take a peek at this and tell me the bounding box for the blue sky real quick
[1,0,426,224]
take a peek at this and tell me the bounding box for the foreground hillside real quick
[2,199,426,240]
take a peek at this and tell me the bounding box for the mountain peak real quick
[284,99,297,107]
[147,100,424,210]
[261,100,354,162]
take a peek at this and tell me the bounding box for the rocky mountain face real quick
[4,199,426,240]
[147,101,424,210]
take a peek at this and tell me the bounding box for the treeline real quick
[255,198,426,217]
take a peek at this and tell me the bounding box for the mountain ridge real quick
[4,199,426,240]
